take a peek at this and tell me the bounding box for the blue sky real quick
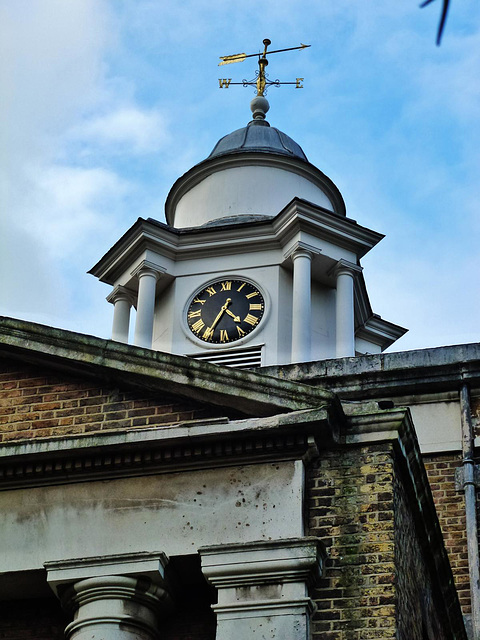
[1,0,479,352]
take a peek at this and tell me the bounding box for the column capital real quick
[329,258,363,279]
[45,551,169,597]
[284,241,321,262]
[45,552,172,640]
[106,285,136,306]
[131,260,166,281]
[200,537,326,588]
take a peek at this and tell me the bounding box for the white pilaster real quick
[45,552,171,640]
[107,286,135,343]
[290,247,314,364]
[200,538,326,640]
[332,260,362,358]
[132,261,164,349]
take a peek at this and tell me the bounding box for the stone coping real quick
[0,316,336,418]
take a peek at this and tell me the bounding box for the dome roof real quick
[208,120,308,162]
[165,98,346,228]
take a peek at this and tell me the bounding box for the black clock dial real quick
[186,279,265,344]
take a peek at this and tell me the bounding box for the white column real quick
[200,538,326,640]
[62,575,170,640]
[291,248,313,363]
[133,263,162,349]
[45,552,171,640]
[334,260,360,358]
[107,286,135,343]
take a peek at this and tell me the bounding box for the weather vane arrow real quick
[218,39,310,96]
[219,42,310,66]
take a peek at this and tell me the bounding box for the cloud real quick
[72,107,170,154]
[24,165,131,260]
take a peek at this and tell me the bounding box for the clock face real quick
[186,279,265,344]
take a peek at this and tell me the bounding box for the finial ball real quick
[250,95,270,120]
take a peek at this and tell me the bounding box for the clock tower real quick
[90,77,405,367]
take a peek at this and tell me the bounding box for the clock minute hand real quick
[209,298,232,332]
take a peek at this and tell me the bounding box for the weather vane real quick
[218,39,310,96]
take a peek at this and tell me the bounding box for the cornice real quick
[89,202,385,285]
[0,408,334,490]
[272,199,384,259]
[260,343,480,400]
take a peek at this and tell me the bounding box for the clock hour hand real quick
[225,308,241,322]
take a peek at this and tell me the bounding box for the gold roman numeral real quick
[237,326,246,337]
[249,303,262,311]
[203,326,214,341]
[188,309,202,319]
[220,281,232,291]
[237,283,246,292]
[193,297,206,305]
[191,319,205,334]
[246,291,259,299]
[220,329,229,343]
[244,314,259,326]
[206,286,217,297]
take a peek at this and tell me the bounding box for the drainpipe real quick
[460,383,480,640]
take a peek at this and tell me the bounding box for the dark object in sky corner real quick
[420,0,450,45]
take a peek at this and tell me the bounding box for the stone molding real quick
[0,409,332,490]
[283,240,320,262]
[328,258,363,279]
[200,537,326,587]
[45,551,169,595]
[130,259,166,280]
[45,552,172,640]
[106,285,136,306]
[89,200,383,284]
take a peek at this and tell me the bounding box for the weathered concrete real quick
[0,460,304,575]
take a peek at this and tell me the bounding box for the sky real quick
[0,0,479,353]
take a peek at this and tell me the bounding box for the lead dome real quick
[165,100,346,228]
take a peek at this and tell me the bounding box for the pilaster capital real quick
[131,260,166,281]
[106,285,136,306]
[284,241,321,262]
[199,537,326,588]
[329,259,363,279]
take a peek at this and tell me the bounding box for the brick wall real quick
[308,444,397,639]
[423,453,470,615]
[308,443,455,639]
[0,358,230,442]
[394,457,450,640]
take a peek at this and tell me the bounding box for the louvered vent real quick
[190,345,263,369]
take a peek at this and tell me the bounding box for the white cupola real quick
[90,52,406,367]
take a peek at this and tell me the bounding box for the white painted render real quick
[0,461,304,574]
[173,165,334,228]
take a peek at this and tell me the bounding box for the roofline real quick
[260,342,480,399]
[0,317,338,418]
[88,200,384,284]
